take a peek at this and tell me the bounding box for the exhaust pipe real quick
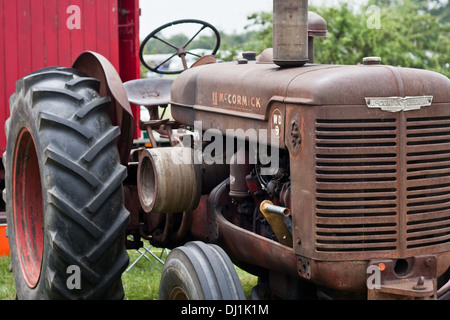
[273,0,309,68]
[260,200,293,247]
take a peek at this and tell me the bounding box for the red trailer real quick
[0,0,141,157]
[0,0,141,252]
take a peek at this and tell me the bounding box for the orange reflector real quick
[378,263,386,271]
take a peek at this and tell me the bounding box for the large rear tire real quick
[4,67,130,299]
[159,241,246,300]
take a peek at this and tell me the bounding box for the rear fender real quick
[73,51,135,165]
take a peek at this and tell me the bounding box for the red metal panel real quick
[97,1,111,60]
[83,0,98,52]
[17,0,32,77]
[0,1,6,153]
[94,0,121,68]
[1,0,19,154]
[0,0,140,154]
[70,0,85,64]
[110,0,120,68]
[43,0,59,66]
[119,0,141,139]
[57,0,71,67]
[31,0,45,71]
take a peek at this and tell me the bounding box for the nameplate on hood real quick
[365,96,433,112]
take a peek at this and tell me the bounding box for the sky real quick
[139,0,272,38]
[138,0,449,40]
[138,0,356,39]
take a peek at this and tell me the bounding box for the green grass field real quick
[0,250,257,300]
[0,255,14,300]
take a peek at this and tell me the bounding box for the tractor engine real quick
[7,0,450,301]
[132,0,450,299]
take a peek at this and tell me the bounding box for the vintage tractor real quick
[4,0,450,300]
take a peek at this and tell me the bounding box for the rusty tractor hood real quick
[170,61,450,125]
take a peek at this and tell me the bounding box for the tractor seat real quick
[123,78,173,107]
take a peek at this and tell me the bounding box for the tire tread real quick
[5,67,129,300]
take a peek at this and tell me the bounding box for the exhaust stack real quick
[273,0,309,68]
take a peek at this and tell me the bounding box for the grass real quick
[122,249,167,300]
[0,255,14,300]
[124,249,258,300]
[0,249,258,300]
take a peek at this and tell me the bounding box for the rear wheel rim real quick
[12,128,44,288]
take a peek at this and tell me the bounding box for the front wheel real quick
[159,241,245,300]
[4,67,130,299]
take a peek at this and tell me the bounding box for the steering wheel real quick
[140,19,221,75]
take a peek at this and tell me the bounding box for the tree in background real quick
[430,0,450,23]
[247,0,450,77]
[373,0,450,23]
[140,1,449,77]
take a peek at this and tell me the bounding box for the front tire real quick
[4,67,130,299]
[159,241,245,300]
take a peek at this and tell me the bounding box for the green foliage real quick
[140,1,449,76]
[373,0,450,23]
[431,1,450,24]
[245,1,450,77]
[360,0,449,76]
[311,3,366,66]
[244,11,273,54]
[0,256,14,300]
[216,31,261,61]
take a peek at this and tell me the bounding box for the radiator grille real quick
[315,118,399,252]
[313,109,450,255]
[406,116,450,249]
